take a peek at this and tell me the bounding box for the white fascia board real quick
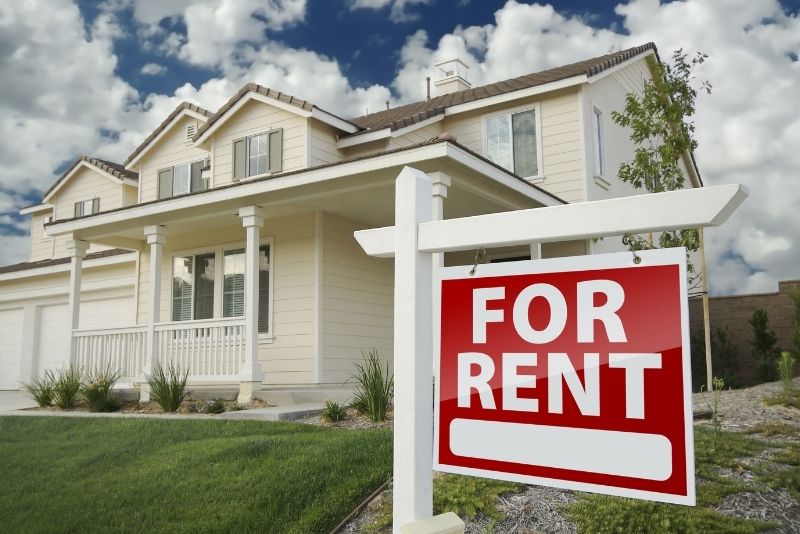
[0,252,136,283]
[122,178,139,188]
[126,109,209,170]
[311,108,359,133]
[444,75,587,117]
[19,203,54,215]
[337,128,391,149]
[586,49,657,85]
[43,161,126,203]
[193,92,312,146]
[444,144,564,207]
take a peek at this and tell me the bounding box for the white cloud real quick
[349,0,432,22]
[140,63,167,76]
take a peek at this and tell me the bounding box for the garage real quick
[36,304,70,375]
[0,308,24,389]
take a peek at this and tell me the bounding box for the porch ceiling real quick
[50,144,555,250]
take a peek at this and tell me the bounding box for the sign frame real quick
[432,247,696,506]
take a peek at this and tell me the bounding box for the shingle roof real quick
[0,248,133,276]
[191,82,359,142]
[346,43,659,136]
[123,101,213,166]
[41,155,139,201]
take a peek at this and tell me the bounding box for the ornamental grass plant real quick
[53,365,83,409]
[350,348,393,422]
[81,365,121,412]
[146,362,189,412]
[23,369,56,407]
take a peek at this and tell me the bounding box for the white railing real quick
[153,317,246,379]
[72,325,147,379]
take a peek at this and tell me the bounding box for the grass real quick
[763,388,800,409]
[0,417,391,533]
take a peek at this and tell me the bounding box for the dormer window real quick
[232,129,283,180]
[158,159,209,199]
[74,198,99,218]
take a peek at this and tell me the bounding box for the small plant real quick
[778,351,797,395]
[201,398,226,414]
[81,365,121,412]
[749,308,780,382]
[350,348,393,422]
[321,399,345,422]
[53,365,83,409]
[22,370,55,407]
[146,362,189,412]
[701,376,725,448]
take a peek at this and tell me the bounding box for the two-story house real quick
[0,43,701,403]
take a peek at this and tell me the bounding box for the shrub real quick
[778,351,797,395]
[81,366,121,412]
[146,362,189,412]
[350,348,393,422]
[321,400,345,422]
[52,365,83,409]
[201,399,226,414]
[749,308,780,382]
[23,370,56,407]
[710,327,740,388]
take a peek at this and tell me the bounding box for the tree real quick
[749,307,780,382]
[611,49,711,282]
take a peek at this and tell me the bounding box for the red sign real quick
[433,248,695,505]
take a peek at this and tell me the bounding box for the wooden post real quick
[699,228,713,390]
[393,167,434,531]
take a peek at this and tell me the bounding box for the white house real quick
[0,43,701,402]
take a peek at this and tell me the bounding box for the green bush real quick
[23,370,55,407]
[749,308,780,382]
[81,366,121,412]
[146,362,189,412]
[711,327,740,388]
[350,349,393,422]
[53,365,83,409]
[321,400,345,422]
[778,351,796,394]
[201,399,226,414]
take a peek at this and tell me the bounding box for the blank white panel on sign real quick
[450,419,673,481]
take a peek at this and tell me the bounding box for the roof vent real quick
[186,121,197,142]
[433,59,471,96]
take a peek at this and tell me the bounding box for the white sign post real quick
[355,166,747,532]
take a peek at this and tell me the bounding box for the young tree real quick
[749,307,780,382]
[612,49,711,280]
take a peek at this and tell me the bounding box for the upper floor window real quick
[485,108,540,179]
[74,198,99,218]
[592,107,604,177]
[232,129,283,181]
[158,159,209,199]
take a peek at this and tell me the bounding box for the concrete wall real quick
[689,279,800,387]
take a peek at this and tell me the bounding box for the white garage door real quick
[0,308,24,389]
[37,304,70,375]
[80,297,134,329]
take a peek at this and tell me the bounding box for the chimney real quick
[433,59,471,96]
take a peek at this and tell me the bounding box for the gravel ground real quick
[337,378,800,533]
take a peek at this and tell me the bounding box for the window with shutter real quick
[485,108,540,179]
[158,168,174,199]
[74,198,97,218]
[233,129,283,180]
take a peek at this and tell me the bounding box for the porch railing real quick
[72,325,147,379]
[154,317,246,380]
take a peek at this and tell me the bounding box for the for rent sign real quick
[434,248,695,505]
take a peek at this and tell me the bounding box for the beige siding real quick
[123,184,138,207]
[387,121,443,150]
[322,213,393,385]
[29,212,55,262]
[138,115,210,203]
[53,166,124,220]
[340,138,389,160]
[136,212,317,385]
[211,100,307,187]
[443,88,585,202]
[309,119,344,167]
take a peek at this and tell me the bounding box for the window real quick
[158,159,209,199]
[171,243,272,334]
[74,198,99,218]
[485,108,540,178]
[233,129,283,180]
[592,107,604,177]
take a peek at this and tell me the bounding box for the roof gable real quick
[42,156,138,203]
[124,102,213,168]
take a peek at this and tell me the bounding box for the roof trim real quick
[19,203,54,215]
[42,156,139,203]
[337,113,445,149]
[192,83,360,146]
[124,102,213,169]
[0,249,134,281]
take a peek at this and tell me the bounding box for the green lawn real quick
[0,416,392,533]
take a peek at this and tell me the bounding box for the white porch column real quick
[238,206,265,403]
[429,172,451,269]
[141,225,167,401]
[66,238,89,362]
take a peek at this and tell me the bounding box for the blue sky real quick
[1,0,799,296]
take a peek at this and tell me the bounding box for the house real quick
[0,43,701,403]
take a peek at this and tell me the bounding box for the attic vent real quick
[186,122,197,142]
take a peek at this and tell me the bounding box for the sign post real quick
[355,166,747,532]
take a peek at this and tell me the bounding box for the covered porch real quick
[49,141,563,402]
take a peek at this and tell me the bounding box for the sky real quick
[0,0,798,296]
